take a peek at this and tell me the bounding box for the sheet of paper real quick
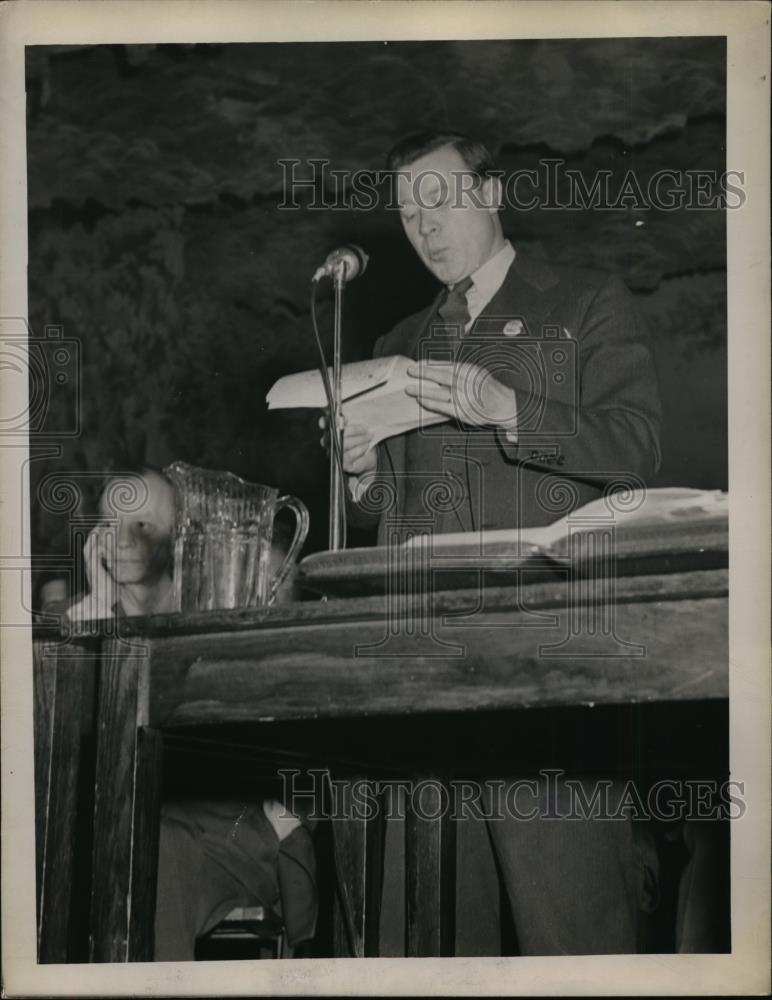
[415,488,729,553]
[266,354,449,445]
[266,355,401,409]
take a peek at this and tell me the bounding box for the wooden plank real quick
[33,639,95,963]
[329,779,385,957]
[405,778,456,956]
[364,793,386,957]
[89,640,163,962]
[128,727,164,959]
[332,889,349,958]
[44,563,728,643]
[33,642,55,910]
[146,575,728,727]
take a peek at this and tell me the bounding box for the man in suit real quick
[320,130,662,954]
[333,131,660,539]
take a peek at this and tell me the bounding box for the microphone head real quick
[312,244,370,283]
[333,244,369,281]
[345,244,369,279]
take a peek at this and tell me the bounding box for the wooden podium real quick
[33,518,728,962]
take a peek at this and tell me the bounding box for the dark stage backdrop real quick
[26,39,727,559]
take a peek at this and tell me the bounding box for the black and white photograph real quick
[1,1,769,996]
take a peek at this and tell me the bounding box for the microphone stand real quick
[328,262,346,551]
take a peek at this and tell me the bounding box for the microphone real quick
[312,244,369,283]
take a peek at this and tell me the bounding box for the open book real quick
[297,488,728,597]
[406,487,729,558]
[266,355,448,447]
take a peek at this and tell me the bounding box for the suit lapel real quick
[469,249,561,339]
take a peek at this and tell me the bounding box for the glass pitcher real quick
[164,461,309,612]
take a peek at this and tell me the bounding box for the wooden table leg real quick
[34,639,95,963]
[405,776,456,957]
[330,777,385,957]
[89,639,163,962]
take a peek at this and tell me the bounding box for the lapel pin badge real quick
[503,319,525,337]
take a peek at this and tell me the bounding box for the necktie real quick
[437,275,473,334]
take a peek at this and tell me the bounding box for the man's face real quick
[395,144,501,286]
[98,471,175,585]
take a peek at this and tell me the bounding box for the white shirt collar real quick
[452,241,515,325]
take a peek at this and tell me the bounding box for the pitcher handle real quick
[268,495,310,606]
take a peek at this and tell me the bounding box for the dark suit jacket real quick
[349,248,661,542]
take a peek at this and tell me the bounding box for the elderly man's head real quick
[387,131,504,286]
[97,466,175,586]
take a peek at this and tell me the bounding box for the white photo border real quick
[1,1,769,996]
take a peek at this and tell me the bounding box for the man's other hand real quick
[318,415,378,477]
[405,360,517,430]
[67,524,117,622]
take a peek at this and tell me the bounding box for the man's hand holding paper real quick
[318,356,519,492]
[267,355,449,448]
[318,415,378,477]
[405,359,518,432]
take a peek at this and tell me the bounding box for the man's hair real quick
[96,463,172,514]
[385,130,498,181]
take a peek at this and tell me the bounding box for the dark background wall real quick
[26,38,727,558]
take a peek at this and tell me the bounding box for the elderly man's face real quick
[98,470,175,585]
[396,144,501,286]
